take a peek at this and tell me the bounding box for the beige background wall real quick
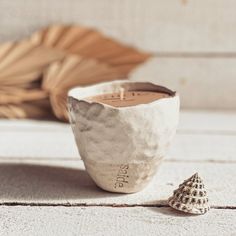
[0,0,235,109]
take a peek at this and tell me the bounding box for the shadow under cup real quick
[68,81,179,193]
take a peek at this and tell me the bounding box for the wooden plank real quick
[1,0,236,53]
[1,110,236,132]
[0,159,235,207]
[131,57,236,109]
[0,127,235,162]
[0,126,235,161]
[170,133,236,162]
[0,129,79,159]
[0,119,69,131]
[178,110,236,133]
[0,206,235,236]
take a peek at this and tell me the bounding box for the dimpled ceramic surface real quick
[68,81,179,193]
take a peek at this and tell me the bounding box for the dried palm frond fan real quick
[0,40,65,118]
[0,24,151,121]
[43,55,121,120]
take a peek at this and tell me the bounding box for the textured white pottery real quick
[68,81,179,193]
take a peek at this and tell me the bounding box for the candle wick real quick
[120,88,125,100]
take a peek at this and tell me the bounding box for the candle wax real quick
[85,91,170,107]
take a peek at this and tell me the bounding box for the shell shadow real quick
[0,163,121,202]
[147,206,200,217]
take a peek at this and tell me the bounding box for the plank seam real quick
[165,160,236,163]
[0,202,235,209]
[154,52,236,58]
[0,157,235,163]
[177,130,236,136]
[1,129,236,136]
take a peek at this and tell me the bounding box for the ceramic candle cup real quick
[68,81,179,193]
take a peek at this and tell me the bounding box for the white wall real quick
[0,0,235,109]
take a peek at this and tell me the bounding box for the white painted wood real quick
[0,123,235,161]
[0,206,235,236]
[1,1,236,109]
[1,110,235,132]
[1,129,235,162]
[1,0,236,53]
[131,57,236,109]
[179,110,236,133]
[0,119,69,131]
[0,159,235,207]
[0,2,235,233]
[0,128,79,159]
[169,133,236,162]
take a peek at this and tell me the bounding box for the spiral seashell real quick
[168,173,210,214]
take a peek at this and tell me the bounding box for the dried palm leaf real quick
[0,99,53,119]
[43,55,124,120]
[0,70,42,86]
[0,87,48,105]
[0,42,15,62]
[31,25,151,75]
[0,41,65,79]
[49,90,68,121]
[0,24,151,121]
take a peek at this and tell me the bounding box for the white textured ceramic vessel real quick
[68,81,179,193]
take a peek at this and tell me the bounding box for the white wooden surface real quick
[0,1,235,234]
[0,207,235,236]
[0,0,236,109]
[131,58,236,109]
[0,110,235,235]
[1,0,236,53]
[0,160,235,206]
[0,111,235,161]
